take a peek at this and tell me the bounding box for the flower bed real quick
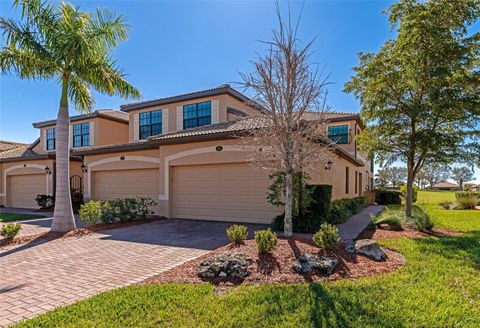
[142,237,405,286]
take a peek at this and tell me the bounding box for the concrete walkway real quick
[337,205,385,241]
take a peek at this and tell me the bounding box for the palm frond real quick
[67,73,94,112]
[89,8,129,50]
[0,45,56,79]
[78,57,141,100]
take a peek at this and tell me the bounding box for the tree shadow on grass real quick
[410,231,480,270]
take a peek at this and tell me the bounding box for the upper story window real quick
[139,110,162,139]
[46,128,55,150]
[183,101,211,129]
[328,125,349,144]
[73,122,90,147]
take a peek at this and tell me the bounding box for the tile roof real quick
[433,181,460,188]
[120,84,255,112]
[149,111,359,141]
[0,140,28,153]
[32,109,128,128]
[0,144,36,159]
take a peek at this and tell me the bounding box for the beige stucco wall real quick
[127,94,258,142]
[36,117,128,153]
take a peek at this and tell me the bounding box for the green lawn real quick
[416,190,457,205]
[15,191,480,327]
[0,212,45,222]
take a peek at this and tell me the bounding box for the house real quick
[431,181,461,191]
[0,84,373,224]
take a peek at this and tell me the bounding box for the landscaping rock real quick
[345,239,386,261]
[293,253,338,276]
[197,253,252,279]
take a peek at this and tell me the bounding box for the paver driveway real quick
[0,219,265,327]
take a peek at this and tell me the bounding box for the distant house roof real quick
[120,84,256,112]
[32,109,128,128]
[0,140,28,153]
[433,181,460,188]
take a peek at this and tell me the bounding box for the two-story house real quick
[0,84,373,224]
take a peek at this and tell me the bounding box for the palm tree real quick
[0,0,141,232]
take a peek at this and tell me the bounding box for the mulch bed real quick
[142,237,406,286]
[358,224,462,240]
[0,216,165,248]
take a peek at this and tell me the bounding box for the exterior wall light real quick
[81,163,88,173]
[45,166,52,174]
[120,156,126,160]
[325,159,333,170]
[215,146,223,152]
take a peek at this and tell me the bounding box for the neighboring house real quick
[465,183,479,192]
[431,181,461,191]
[0,84,373,224]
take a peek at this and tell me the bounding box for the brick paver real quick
[0,219,265,327]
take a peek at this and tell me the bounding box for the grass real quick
[0,212,44,222]
[14,190,480,327]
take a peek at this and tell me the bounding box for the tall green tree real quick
[345,0,480,217]
[451,166,475,190]
[0,0,140,231]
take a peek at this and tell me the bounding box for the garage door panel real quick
[172,163,282,224]
[8,174,46,208]
[93,169,159,201]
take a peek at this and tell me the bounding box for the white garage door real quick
[172,163,282,224]
[92,168,159,201]
[7,174,46,208]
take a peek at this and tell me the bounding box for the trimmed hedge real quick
[375,190,402,205]
[80,197,157,224]
[272,184,367,233]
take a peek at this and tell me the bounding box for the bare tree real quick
[240,4,332,237]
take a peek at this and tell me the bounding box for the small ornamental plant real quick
[254,229,278,254]
[226,225,248,244]
[313,223,339,252]
[0,223,22,239]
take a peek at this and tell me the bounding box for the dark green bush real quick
[254,229,278,254]
[312,223,340,251]
[375,190,402,205]
[35,194,55,209]
[0,223,21,239]
[308,184,332,217]
[226,225,248,244]
[272,196,367,232]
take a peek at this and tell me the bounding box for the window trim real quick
[328,124,349,144]
[73,122,90,148]
[46,128,55,151]
[183,101,211,130]
[139,110,162,140]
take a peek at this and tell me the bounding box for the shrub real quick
[439,201,452,210]
[375,190,402,205]
[79,201,103,224]
[254,229,278,254]
[312,223,339,251]
[400,185,419,203]
[308,184,333,217]
[0,223,21,239]
[371,208,403,229]
[409,206,434,231]
[71,191,84,211]
[327,197,367,224]
[455,192,480,209]
[272,213,326,234]
[35,194,54,209]
[226,225,248,244]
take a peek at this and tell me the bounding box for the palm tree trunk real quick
[51,78,76,232]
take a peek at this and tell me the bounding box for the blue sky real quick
[0,0,478,181]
